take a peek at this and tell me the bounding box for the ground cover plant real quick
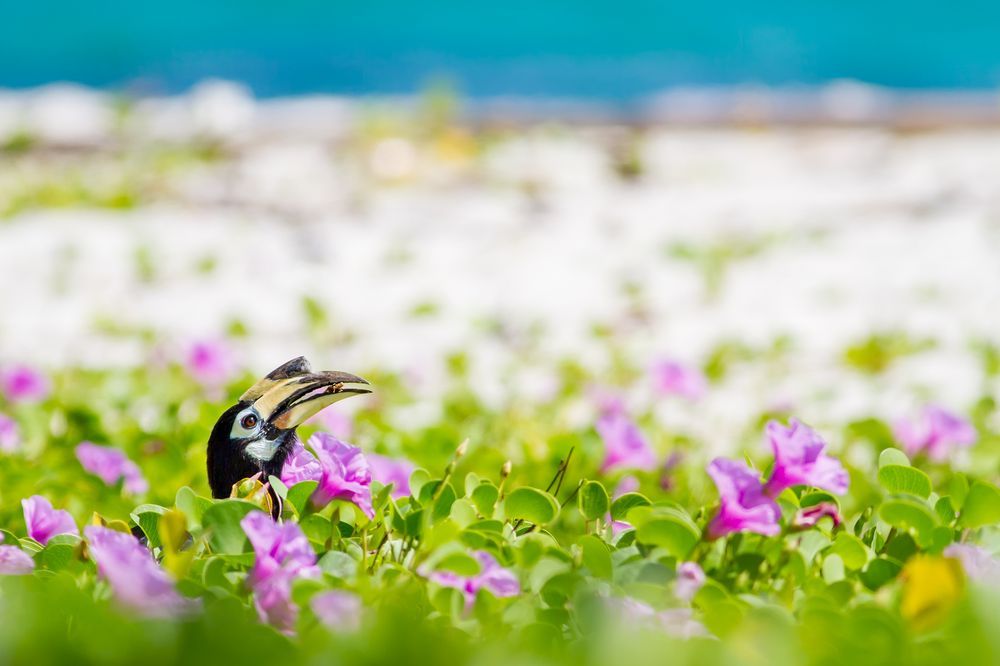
[1,348,999,666]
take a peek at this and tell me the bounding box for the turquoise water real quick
[3,1,1000,99]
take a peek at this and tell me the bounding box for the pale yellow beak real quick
[241,357,370,430]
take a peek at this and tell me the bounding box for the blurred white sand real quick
[1,83,999,453]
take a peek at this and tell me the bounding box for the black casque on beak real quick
[206,357,371,506]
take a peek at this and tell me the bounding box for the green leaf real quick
[174,486,211,529]
[577,535,612,580]
[287,481,318,515]
[267,475,288,499]
[449,499,478,528]
[434,551,481,577]
[830,533,870,570]
[950,474,970,511]
[959,482,1000,528]
[409,469,431,499]
[130,504,168,550]
[470,483,499,516]
[610,492,651,521]
[878,465,932,499]
[879,497,938,546]
[822,554,845,583]
[634,515,700,559]
[318,551,357,579]
[795,531,831,566]
[860,557,903,590]
[878,448,910,469]
[201,500,260,554]
[39,543,75,571]
[505,488,560,525]
[577,481,610,521]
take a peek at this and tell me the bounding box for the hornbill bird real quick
[206,357,371,509]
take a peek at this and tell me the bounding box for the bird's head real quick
[206,356,370,498]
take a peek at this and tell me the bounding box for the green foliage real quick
[0,364,998,665]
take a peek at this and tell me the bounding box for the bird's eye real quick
[241,414,258,429]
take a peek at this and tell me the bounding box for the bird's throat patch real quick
[243,438,281,462]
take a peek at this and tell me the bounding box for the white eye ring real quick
[231,408,262,438]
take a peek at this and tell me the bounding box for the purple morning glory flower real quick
[280,442,323,487]
[428,551,520,610]
[0,414,19,453]
[22,495,78,545]
[0,535,34,575]
[651,360,707,401]
[75,442,148,494]
[894,405,977,462]
[598,407,656,473]
[945,543,1000,585]
[185,339,236,387]
[0,365,50,404]
[84,525,195,617]
[310,590,362,632]
[307,433,374,518]
[367,453,415,499]
[706,458,781,538]
[763,419,849,496]
[242,511,320,632]
[793,502,842,529]
[675,562,705,602]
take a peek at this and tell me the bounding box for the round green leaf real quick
[577,481,610,521]
[878,465,932,499]
[634,515,700,559]
[201,500,260,554]
[470,483,499,516]
[878,448,910,469]
[830,533,870,570]
[577,535,612,580]
[822,553,845,583]
[959,482,1000,528]
[610,492,651,521]
[878,497,937,545]
[860,557,902,590]
[505,488,560,525]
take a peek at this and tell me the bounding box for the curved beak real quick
[250,370,371,431]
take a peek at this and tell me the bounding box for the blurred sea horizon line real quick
[5,79,1000,131]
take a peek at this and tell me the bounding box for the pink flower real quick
[185,340,236,387]
[309,409,353,440]
[280,442,323,487]
[945,543,1000,585]
[609,597,710,639]
[242,511,320,632]
[894,405,977,462]
[367,454,415,499]
[763,419,849,496]
[0,365,50,403]
[75,442,148,494]
[307,433,374,518]
[22,495,78,545]
[706,458,781,538]
[651,360,707,401]
[0,535,34,575]
[428,551,520,610]
[310,590,362,632]
[598,408,656,473]
[793,502,842,528]
[675,562,705,602]
[84,525,195,617]
[0,414,19,452]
